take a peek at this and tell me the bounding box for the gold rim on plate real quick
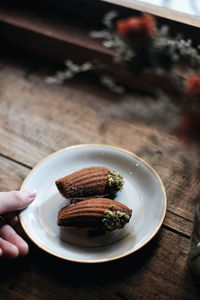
[19,144,167,263]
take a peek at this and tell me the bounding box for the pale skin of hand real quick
[0,189,36,259]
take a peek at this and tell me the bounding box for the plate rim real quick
[19,144,167,263]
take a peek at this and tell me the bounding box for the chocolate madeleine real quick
[57,198,132,232]
[55,167,124,201]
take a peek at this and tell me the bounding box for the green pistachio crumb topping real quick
[107,170,124,191]
[101,208,131,232]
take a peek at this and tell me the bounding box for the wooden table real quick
[0,49,200,299]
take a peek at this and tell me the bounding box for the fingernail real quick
[20,189,37,202]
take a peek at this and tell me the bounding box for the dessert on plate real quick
[57,198,132,233]
[55,166,132,234]
[55,166,124,202]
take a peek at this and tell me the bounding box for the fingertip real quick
[0,248,2,256]
[18,241,29,256]
[0,189,37,214]
[0,224,29,257]
[19,188,37,201]
[17,189,37,209]
[5,244,19,259]
[0,236,20,259]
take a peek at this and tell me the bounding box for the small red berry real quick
[186,75,200,95]
[116,14,155,39]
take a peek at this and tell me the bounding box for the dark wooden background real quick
[0,2,200,299]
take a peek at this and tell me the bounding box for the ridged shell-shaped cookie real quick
[57,198,132,232]
[55,166,124,201]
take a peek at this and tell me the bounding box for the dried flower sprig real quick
[100,75,124,94]
[92,11,200,75]
[91,12,200,144]
[46,60,93,84]
[45,58,125,94]
[45,11,200,144]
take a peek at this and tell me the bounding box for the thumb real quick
[0,189,37,214]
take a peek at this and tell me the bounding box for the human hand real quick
[0,189,36,259]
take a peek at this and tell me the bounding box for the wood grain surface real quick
[0,50,200,299]
[1,4,199,99]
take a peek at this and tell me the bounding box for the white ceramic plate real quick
[19,144,167,263]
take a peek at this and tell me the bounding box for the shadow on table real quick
[187,267,200,298]
[29,234,160,285]
[0,232,159,285]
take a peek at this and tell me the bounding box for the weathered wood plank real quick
[0,152,197,298]
[0,228,199,299]
[0,4,198,96]
[0,55,199,227]
[0,148,194,240]
[0,8,199,300]
[0,62,198,298]
[0,155,29,192]
[0,5,114,66]
[0,154,196,298]
[164,210,193,238]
